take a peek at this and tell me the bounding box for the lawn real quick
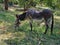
[0,9,60,45]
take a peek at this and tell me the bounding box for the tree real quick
[56,0,60,9]
[4,0,8,10]
[0,0,4,3]
[18,0,29,11]
[18,0,40,11]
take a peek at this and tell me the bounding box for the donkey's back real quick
[26,9,43,19]
[26,9,52,19]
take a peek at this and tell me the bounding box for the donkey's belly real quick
[31,12,42,19]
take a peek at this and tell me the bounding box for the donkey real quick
[15,9,54,34]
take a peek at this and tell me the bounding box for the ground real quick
[0,6,60,45]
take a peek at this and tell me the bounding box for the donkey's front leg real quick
[30,21,33,31]
[29,19,33,31]
[44,20,49,34]
[44,24,49,34]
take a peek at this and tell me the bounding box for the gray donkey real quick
[15,9,54,34]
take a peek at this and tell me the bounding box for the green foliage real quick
[12,0,18,4]
[0,5,3,11]
[18,0,40,8]
[7,0,60,9]
[8,0,18,5]
[0,11,15,24]
[18,0,28,7]
[54,11,60,16]
[0,0,3,3]
[45,0,60,9]
[46,0,52,7]
[56,0,60,9]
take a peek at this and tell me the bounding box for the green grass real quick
[0,10,60,45]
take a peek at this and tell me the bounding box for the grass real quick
[0,10,60,45]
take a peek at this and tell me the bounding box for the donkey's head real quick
[15,12,26,29]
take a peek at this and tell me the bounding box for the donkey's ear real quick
[16,14,18,18]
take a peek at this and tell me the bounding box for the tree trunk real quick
[24,3,29,12]
[4,0,8,10]
[24,4,26,11]
[24,3,27,11]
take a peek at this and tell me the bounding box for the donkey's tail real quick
[52,14,54,28]
[51,14,54,34]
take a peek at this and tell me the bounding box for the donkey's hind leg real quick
[44,17,53,34]
[46,17,53,35]
[51,15,54,35]
[51,21,53,35]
